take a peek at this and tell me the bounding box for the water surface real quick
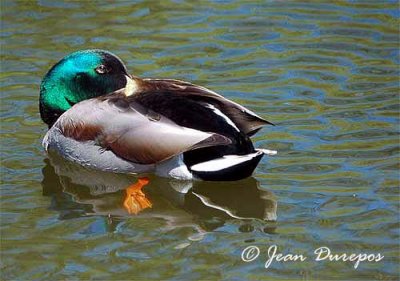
[1,1,399,280]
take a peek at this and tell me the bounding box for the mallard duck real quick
[40,49,276,181]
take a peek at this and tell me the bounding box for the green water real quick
[1,1,399,280]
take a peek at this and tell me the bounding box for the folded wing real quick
[54,93,231,164]
[139,78,274,136]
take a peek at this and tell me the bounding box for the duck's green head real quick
[40,49,131,127]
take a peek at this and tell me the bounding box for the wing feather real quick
[55,94,231,164]
[139,78,274,136]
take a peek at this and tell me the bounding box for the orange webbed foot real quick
[123,177,152,215]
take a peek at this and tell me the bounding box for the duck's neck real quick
[39,69,105,128]
[40,76,74,128]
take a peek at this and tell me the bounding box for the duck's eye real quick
[95,64,110,74]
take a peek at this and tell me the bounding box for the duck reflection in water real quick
[42,152,277,231]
